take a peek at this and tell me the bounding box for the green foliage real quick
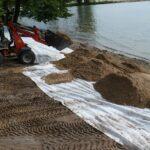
[0,0,71,22]
[21,0,71,22]
[0,1,3,16]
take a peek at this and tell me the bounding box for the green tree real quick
[0,1,3,17]
[0,0,71,23]
[22,0,71,22]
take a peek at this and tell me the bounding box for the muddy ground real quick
[0,60,126,150]
[54,43,150,108]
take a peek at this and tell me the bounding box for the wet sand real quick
[0,60,126,150]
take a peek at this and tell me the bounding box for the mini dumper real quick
[0,21,35,65]
[0,21,72,65]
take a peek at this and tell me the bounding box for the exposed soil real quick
[0,60,126,150]
[54,44,150,108]
[44,72,74,85]
[55,48,119,81]
[94,74,142,107]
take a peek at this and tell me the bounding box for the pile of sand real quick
[54,47,150,108]
[94,73,150,108]
[44,72,74,84]
[71,58,118,81]
[55,48,98,68]
[55,48,119,81]
[94,74,140,107]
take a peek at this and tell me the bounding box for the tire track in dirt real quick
[0,63,127,150]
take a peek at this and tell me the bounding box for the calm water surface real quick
[20,1,150,60]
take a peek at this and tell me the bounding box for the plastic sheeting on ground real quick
[22,37,150,150]
[22,37,65,63]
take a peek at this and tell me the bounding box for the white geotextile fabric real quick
[60,47,74,54]
[22,37,150,150]
[22,37,65,63]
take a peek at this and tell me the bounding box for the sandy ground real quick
[0,60,126,150]
[54,43,150,108]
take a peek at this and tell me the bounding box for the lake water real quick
[20,1,150,61]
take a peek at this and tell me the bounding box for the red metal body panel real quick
[16,25,46,44]
[1,21,47,59]
[8,21,26,54]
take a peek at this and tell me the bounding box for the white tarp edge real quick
[22,37,150,150]
[22,37,65,63]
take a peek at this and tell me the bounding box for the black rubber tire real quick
[0,53,4,66]
[19,49,35,65]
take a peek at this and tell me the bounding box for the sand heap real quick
[53,46,150,108]
[55,48,119,81]
[95,74,139,107]
[43,72,74,85]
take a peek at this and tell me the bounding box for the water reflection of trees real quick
[77,5,95,33]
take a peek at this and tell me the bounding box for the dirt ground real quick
[54,43,150,108]
[0,60,126,150]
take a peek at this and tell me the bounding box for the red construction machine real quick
[0,21,35,65]
[0,21,71,65]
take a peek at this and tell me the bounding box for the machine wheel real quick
[0,53,4,65]
[19,49,35,65]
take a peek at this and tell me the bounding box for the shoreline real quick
[67,0,147,7]
[73,39,150,63]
